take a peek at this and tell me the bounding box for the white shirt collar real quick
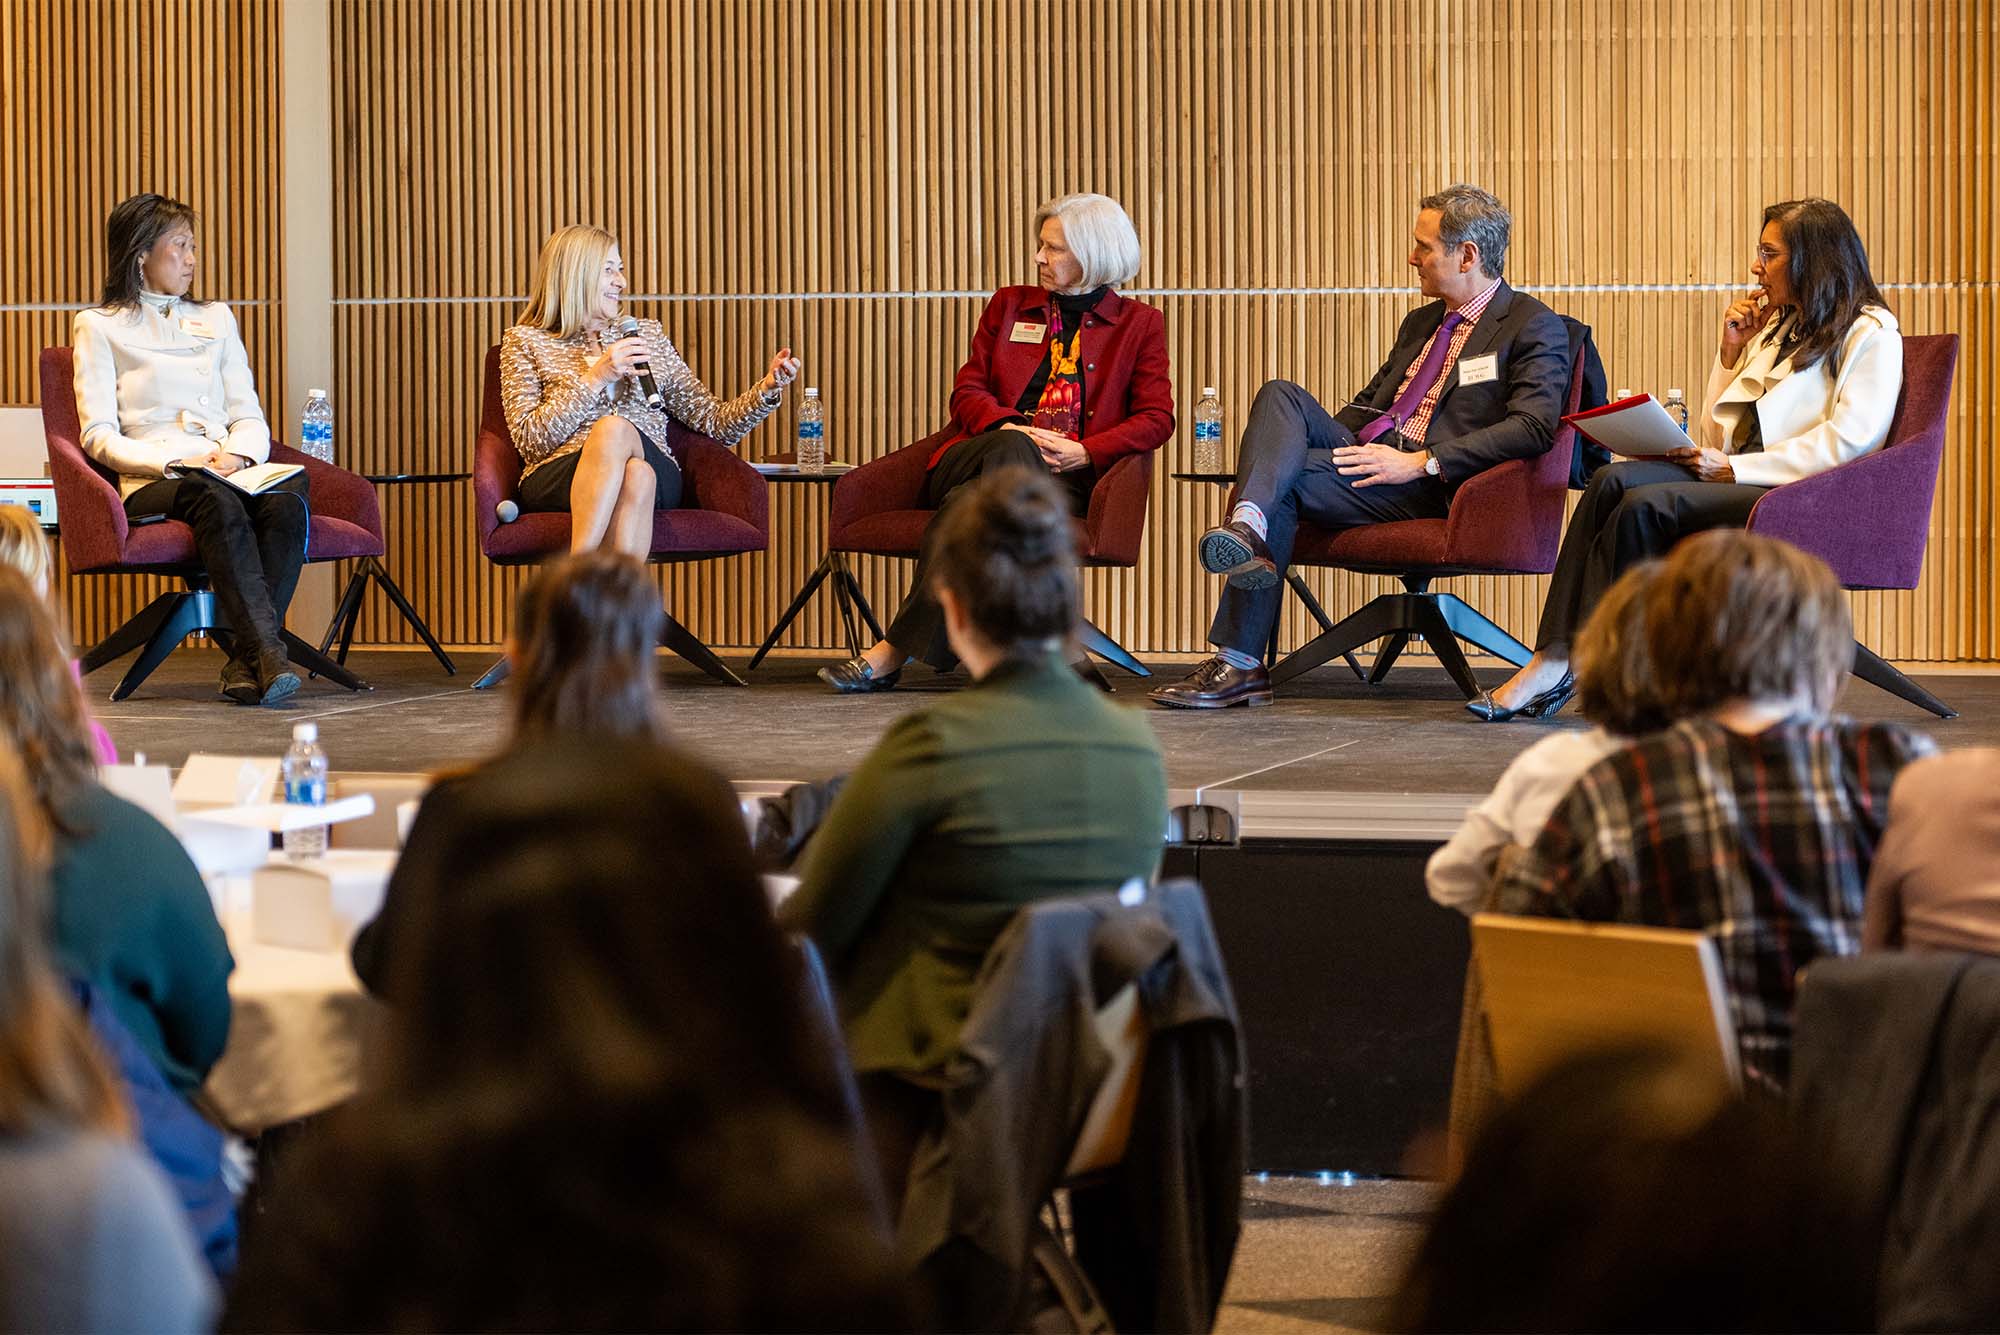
[138,287,178,316]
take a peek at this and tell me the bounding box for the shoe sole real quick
[1147,690,1276,710]
[816,667,897,694]
[259,672,302,706]
[1200,529,1281,590]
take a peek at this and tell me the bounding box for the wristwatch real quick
[1422,451,1442,477]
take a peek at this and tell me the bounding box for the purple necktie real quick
[1357,310,1466,444]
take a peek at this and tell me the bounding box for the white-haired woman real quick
[821,192,1174,691]
[499,225,800,555]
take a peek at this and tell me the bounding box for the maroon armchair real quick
[1268,317,1591,699]
[471,345,768,688]
[1746,332,1959,719]
[821,426,1157,677]
[39,346,381,701]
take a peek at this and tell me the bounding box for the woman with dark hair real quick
[0,569,232,1096]
[1474,198,1903,721]
[349,550,667,994]
[71,193,309,706]
[226,738,905,1332]
[0,740,214,1332]
[781,467,1167,1194]
[1493,531,1935,1093]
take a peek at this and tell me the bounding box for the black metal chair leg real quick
[749,556,837,669]
[1269,597,1407,687]
[1435,593,1532,667]
[108,594,213,701]
[1076,619,1150,678]
[1416,601,1484,699]
[366,559,457,674]
[830,566,865,658]
[1853,642,1956,719]
[82,592,187,675]
[1284,573,1364,681]
[472,657,511,690]
[837,560,885,642]
[1368,631,1414,683]
[318,569,370,658]
[660,612,746,686]
[281,631,369,691]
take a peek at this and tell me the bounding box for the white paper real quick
[182,793,376,833]
[1569,396,1693,458]
[175,754,282,809]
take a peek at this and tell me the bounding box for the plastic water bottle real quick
[282,722,329,860]
[300,389,333,463]
[1662,387,1690,435]
[1614,386,1634,403]
[797,387,825,474]
[1193,387,1224,473]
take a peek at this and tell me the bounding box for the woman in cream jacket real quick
[72,194,306,706]
[1471,197,1902,722]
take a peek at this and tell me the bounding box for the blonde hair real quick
[0,507,51,595]
[520,225,618,339]
[1033,193,1142,290]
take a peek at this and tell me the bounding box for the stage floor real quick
[86,647,2000,824]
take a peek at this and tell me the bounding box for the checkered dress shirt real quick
[1493,716,1937,1094]
[1392,277,1501,444]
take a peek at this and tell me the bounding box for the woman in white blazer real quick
[72,194,308,706]
[1472,198,1903,722]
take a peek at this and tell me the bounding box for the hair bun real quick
[984,471,1073,568]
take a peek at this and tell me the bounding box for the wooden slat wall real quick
[344,0,1990,661]
[1,0,285,646]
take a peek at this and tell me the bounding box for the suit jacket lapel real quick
[1435,282,1513,405]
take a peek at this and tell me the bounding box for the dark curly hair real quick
[925,465,1078,653]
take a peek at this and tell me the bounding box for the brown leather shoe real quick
[1148,657,1275,709]
[1198,520,1278,589]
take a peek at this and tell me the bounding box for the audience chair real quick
[1471,913,1741,1100]
[1268,317,1593,699]
[1746,332,1960,719]
[821,426,1157,679]
[471,345,768,688]
[39,347,374,701]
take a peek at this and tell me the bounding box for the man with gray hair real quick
[1152,184,1573,709]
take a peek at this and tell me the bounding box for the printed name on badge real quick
[180,317,217,339]
[1009,322,1048,343]
[1456,352,1499,386]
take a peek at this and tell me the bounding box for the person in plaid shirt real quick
[1494,531,1936,1094]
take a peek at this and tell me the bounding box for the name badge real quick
[180,317,217,339]
[1009,321,1048,343]
[1456,352,1499,386]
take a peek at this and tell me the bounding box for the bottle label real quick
[284,777,326,806]
[1194,422,1221,442]
[797,423,824,440]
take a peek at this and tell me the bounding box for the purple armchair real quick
[39,346,379,700]
[1267,317,1591,699]
[795,426,1157,677]
[1746,332,1959,718]
[470,345,768,688]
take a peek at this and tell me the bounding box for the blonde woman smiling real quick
[499,225,800,555]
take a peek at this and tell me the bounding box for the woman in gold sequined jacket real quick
[499,225,801,555]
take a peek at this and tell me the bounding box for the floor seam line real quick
[286,689,469,721]
[1195,738,1363,801]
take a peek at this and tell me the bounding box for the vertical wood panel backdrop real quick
[0,0,284,647]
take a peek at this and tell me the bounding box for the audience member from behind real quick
[782,467,1168,1198]
[1427,560,1668,912]
[0,505,117,764]
[1390,1046,1872,1333]
[1494,531,1935,1092]
[225,737,904,1333]
[0,740,214,1333]
[0,569,231,1095]
[350,549,667,996]
[1864,747,2000,954]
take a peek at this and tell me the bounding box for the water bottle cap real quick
[803,387,820,397]
[1667,387,1684,399]
[308,388,327,400]
[1202,386,1217,397]
[292,722,318,742]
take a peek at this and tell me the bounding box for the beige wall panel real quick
[327,0,1997,663]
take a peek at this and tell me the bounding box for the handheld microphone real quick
[495,499,519,524]
[615,316,665,410]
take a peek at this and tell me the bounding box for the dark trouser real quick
[884,428,1092,669]
[1209,379,1451,657]
[125,471,310,663]
[1534,459,1770,652]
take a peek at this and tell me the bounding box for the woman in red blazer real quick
[821,192,1175,691]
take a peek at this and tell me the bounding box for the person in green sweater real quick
[781,467,1167,1185]
[0,570,231,1094]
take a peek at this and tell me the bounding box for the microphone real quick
[495,499,519,524]
[615,316,665,410]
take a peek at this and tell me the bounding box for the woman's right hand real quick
[1719,291,1771,368]
[586,336,651,389]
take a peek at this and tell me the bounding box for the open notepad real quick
[1561,394,1693,458]
[168,460,306,495]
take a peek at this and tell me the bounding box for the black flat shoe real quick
[1465,672,1575,723]
[818,656,902,694]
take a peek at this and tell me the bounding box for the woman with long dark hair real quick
[226,737,904,1332]
[349,550,668,993]
[1473,198,1903,721]
[71,193,309,706]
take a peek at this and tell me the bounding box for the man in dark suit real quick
[1151,184,1574,709]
